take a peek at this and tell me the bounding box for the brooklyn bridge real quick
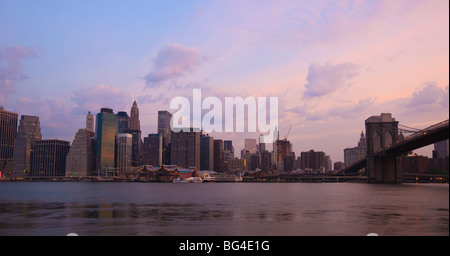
[340,113,449,183]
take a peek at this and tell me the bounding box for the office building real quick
[170,128,200,170]
[214,139,225,172]
[13,115,42,177]
[143,133,162,167]
[117,133,132,177]
[275,138,291,171]
[158,110,173,164]
[117,111,130,133]
[86,111,94,133]
[96,108,118,176]
[223,140,234,161]
[301,150,326,172]
[260,150,273,173]
[31,139,70,178]
[0,107,18,175]
[200,134,214,171]
[434,140,449,159]
[65,128,95,178]
[129,100,140,130]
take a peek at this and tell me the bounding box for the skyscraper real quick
[214,139,225,172]
[143,133,162,167]
[223,140,234,161]
[275,138,291,171]
[31,139,70,178]
[86,111,94,133]
[13,115,42,177]
[96,108,118,176]
[170,128,200,170]
[117,133,132,177]
[65,128,95,178]
[200,134,214,171]
[301,150,325,172]
[117,111,130,133]
[0,107,18,175]
[158,110,173,165]
[129,100,140,130]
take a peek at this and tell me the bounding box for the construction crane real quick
[284,124,292,140]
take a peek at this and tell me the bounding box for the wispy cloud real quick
[0,45,39,103]
[303,62,361,98]
[144,43,210,88]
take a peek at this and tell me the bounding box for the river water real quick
[0,182,447,236]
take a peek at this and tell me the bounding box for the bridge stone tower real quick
[365,113,402,183]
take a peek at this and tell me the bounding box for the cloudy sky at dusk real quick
[1,0,448,162]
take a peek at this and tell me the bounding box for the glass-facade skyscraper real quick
[96,108,118,176]
[13,115,42,177]
[0,107,18,176]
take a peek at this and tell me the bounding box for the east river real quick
[0,182,448,236]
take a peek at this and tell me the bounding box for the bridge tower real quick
[365,113,402,183]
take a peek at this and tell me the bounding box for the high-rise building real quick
[200,135,214,171]
[143,133,162,167]
[170,128,200,170]
[31,139,70,178]
[123,129,142,167]
[129,100,140,130]
[0,107,18,175]
[117,111,130,133]
[283,154,295,172]
[434,139,449,159]
[344,131,366,171]
[13,115,42,177]
[300,150,326,172]
[158,110,172,145]
[260,150,273,173]
[223,140,234,161]
[65,128,95,178]
[117,133,132,177]
[275,139,291,171]
[214,139,225,172]
[96,108,118,176]
[86,111,94,133]
[158,110,173,164]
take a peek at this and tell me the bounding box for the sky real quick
[1,0,448,163]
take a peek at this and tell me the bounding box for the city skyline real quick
[1,0,449,162]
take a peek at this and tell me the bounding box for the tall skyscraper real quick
[434,139,449,159]
[260,150,273,173]
[301,150,326,172]
[31,139,70,178]
[200,134,214,171]
[117,111,130,133]
[0,107,18,175]
[129,100,140,130]
[143,133,162,167]
[275,138,291,171]
[66,128,95,178]
[86,111,94,133]
[96,108,118,176]
[344,131,367,169]
[117,133,132,177]
[170,128,200,170]
[158,110,173,164]
[13,115,42,177]
[223,140,234,161]
[214,139,225,172]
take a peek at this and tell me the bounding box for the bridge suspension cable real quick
[398,123,421,134]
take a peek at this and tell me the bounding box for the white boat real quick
[173,177,189,183]
[186,177,203,183]
[203,176,216,182]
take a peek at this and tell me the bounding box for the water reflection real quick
[0,183,448,236]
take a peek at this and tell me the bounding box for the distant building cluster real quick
[0,105,448,180]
